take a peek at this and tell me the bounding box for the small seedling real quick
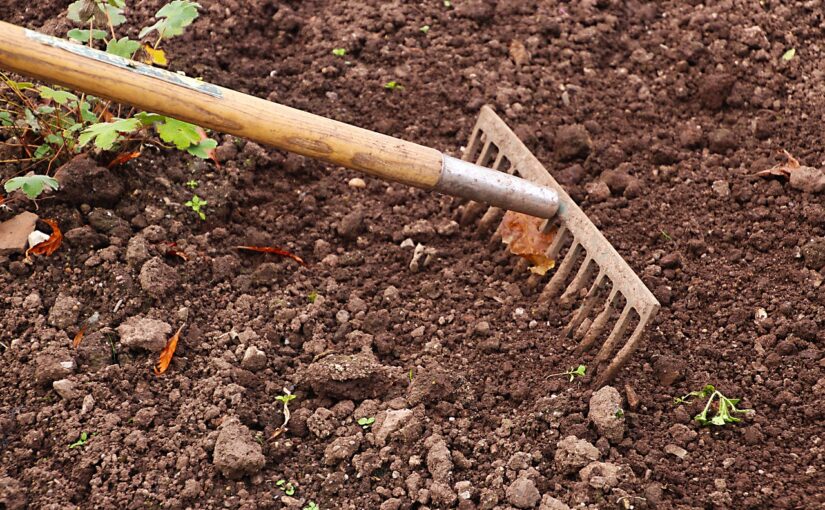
[357,417,375,429]
[615,409,624,419]
[307,290,318,303]
[185,179,199,189]
[276,479,296,496]
[408,368,414,384]
[272,388,296,439]
[781,48,796,61]
[674,384,753,426]
[660,229,673,242]
[443,0,452,7]
[420,25,430,34]
[304,503,319,510]
[332,48,346,57]
[3,175,60,200]
[69,431,90,449]
[383,81,403,91]
[550,364,586,382]
[185,194,207,220]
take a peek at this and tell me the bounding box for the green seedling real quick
[660,229,673,242]
[276,479,296,496]
[3,175,59,200]
[550,364,586,382]
[781,48,796,61]
[332,48,346,57]
[69,431,90,449]
[185,194,207,220]
[420,25,430,34]
[357,417,375,430]
[383,81,403,91]
[674,384,753,426]
[408,368,414,384]
[615,409,624,419]
[307,290,318,303]
[304,503,319,510]
[443,0,452,7]
[272,389,296,438]
[185,179,199,189]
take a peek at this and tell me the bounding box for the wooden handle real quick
[0,21,443,188]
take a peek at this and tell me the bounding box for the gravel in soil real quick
[1,1,824,509]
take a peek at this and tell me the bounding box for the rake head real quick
[458,106,660,387]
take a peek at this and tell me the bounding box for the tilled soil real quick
[1,1,824,509]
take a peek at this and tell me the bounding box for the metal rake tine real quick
[576,289,618,353]
[562,270,606,338]
[592,302,634,371]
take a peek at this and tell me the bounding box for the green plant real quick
[185,179,199,189]
[615,409,624,419]
[550,364,586,382]
[443,0,452,7]
[420,25,430,34]
[276,479,296,496]
[781,48,796,61]
[357,417,375,429]
[307,290,318,303]
[185,194,207,220]
[3,174,59,199]
[0,0,215,188]
[674,384,753,426]
[272,389,296,438]
[69,431,90,448]
[331,48,346,57]
[383,81,403,91]
[304,503,319,510]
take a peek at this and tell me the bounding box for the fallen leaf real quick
[142,44,168,66]
[237,245,306,266]
[500,211,556,275]
[25,218,62,261]
[154,324,184,375]
[107,151,141,168]
[72,324,87,349]
[165,242,189,261]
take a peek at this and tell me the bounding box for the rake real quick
[0,21,659,385]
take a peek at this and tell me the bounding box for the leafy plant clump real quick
[550,364,586,382]
[357,417,375,430]
[1,0,215,200]
[3,174,59,200]
[303,502,319,510]
[276,479,296,496]
[674,384,753,426]
[184,194,207,220]
[69,431,90,449]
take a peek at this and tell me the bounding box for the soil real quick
[1,1,824,509]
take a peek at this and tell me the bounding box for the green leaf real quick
[37,106,56,115]
[134,111,166,126]
[155,117,201,150]
[4,175,60,199]
[24,109,40,132]
[105,4,127,26]
[106,37,141,58]
[384,80,403,90]
[67,28,108,42]
[0,112,12,126]
[420,25,430,34]
[332,48,346,57]
[781,48,796,61]
[39,86,79,106]
[79,101,98,123]
[108,0,126,7]
[186,138,217,159]
[34,144,52,159]
[45,133,64,145]
[67,0,94,23]
[139,0,200,41]
[78,118,141,150]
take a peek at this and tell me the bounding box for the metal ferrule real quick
[436,155,559,219]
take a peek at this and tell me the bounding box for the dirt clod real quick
[588,386,625,443]
[212,417,265,480]
[555,436,600,475]
[116,316,172,352]
[304,351,400,400]
[53,155,124,206]
[507,477,541,509]
[555,124,592,162]
[139,257,180,298]
[47,292,81,329]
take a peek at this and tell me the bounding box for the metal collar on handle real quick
[436,155,560,219]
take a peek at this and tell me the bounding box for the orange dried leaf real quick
[154,325,184,376]
[72,324,87,349]
[500,211,556,275]
[25,219,63,260]
[237,245,306,266]
[165,242,189,262]
[108,151,141,169]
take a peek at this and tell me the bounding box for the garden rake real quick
[0,21,659,385]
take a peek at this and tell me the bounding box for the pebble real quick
[712,180,731,197]
[585,181,611,202]
[116,316,173,352]
[664,444,688,459]
[555,124,593,162]
[348,177,366,188]
[588,386,625,443]
[240,346,267,372]
[52,379,79,400]
[506,477,540,509]
[47,293,81,329]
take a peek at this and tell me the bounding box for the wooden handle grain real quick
[0,21,443,188]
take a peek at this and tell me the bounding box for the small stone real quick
[402,219,436,240]
[555,124,593,162]
[509,39,530,66]
[554,436,600,474]
[586,181,611,202]
[436,220,459,237]
[81,394,96,415]
[664,444,688,459]
[337,208,365,240]
[712,180,731,197]
[506,477,541,509]
[116,316,172,352]
[588,386,625,443]
[373,408,412,446]
[0,212,38,255]
[708,128,737,154]
[48,293,81,329]
[241,345,267,371]
[539,495,571,510]
[213,417,265,479]
[653,356,683,386]
[789,166,825,194]
[801,238,825,270]
[348,177,366,189]
[52,379,79,400]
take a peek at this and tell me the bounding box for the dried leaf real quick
[755,150,800,179]
[72,324,87,349]
[142,44,168,67]
[500,211,556,275]
[107,151,141,168]
[154,324,184,375]
[165,242,189,261]
[237,245,306,266]
[25,219,63,261]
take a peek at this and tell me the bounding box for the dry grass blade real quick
[25,218,62,261]
[500,211,557,275]
[755,149,800,178]
[107,151,141,168]
[154,325,184,376]
[237,245,306,266]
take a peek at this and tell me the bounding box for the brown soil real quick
[2,1,824,509]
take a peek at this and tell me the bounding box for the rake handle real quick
[0,21,559,218]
